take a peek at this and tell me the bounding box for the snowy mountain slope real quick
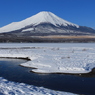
[0,11,79,33]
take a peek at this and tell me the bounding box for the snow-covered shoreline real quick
[0,46,95,74]
[0,77,77,95]
[0,43,95,95]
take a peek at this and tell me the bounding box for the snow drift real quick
[0,77,77,95]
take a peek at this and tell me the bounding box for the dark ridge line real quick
[0,57,31,61]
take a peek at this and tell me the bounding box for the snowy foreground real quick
[0,46,95,74]
[0,44,95,95]
[0,77,77,95]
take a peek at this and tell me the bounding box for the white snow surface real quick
[22,28,34,32]
[0,11,79,33]
[0,77,77,95]
[0,44,95,74]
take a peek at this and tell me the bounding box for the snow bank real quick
[0,46,95,74]
[0,77,77,95]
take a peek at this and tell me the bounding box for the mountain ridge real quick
[0,11,95,40]
[0,11,79,33]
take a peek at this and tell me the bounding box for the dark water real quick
[0,59,95,95]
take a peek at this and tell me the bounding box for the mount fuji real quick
[0,11,79,33]
[0,11,95,42]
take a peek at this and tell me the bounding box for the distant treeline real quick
[0,36,95,43]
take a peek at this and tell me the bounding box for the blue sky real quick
[0,0,95,28]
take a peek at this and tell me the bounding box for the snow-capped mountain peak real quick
[0,11,79,33]
[27,11,79,27]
